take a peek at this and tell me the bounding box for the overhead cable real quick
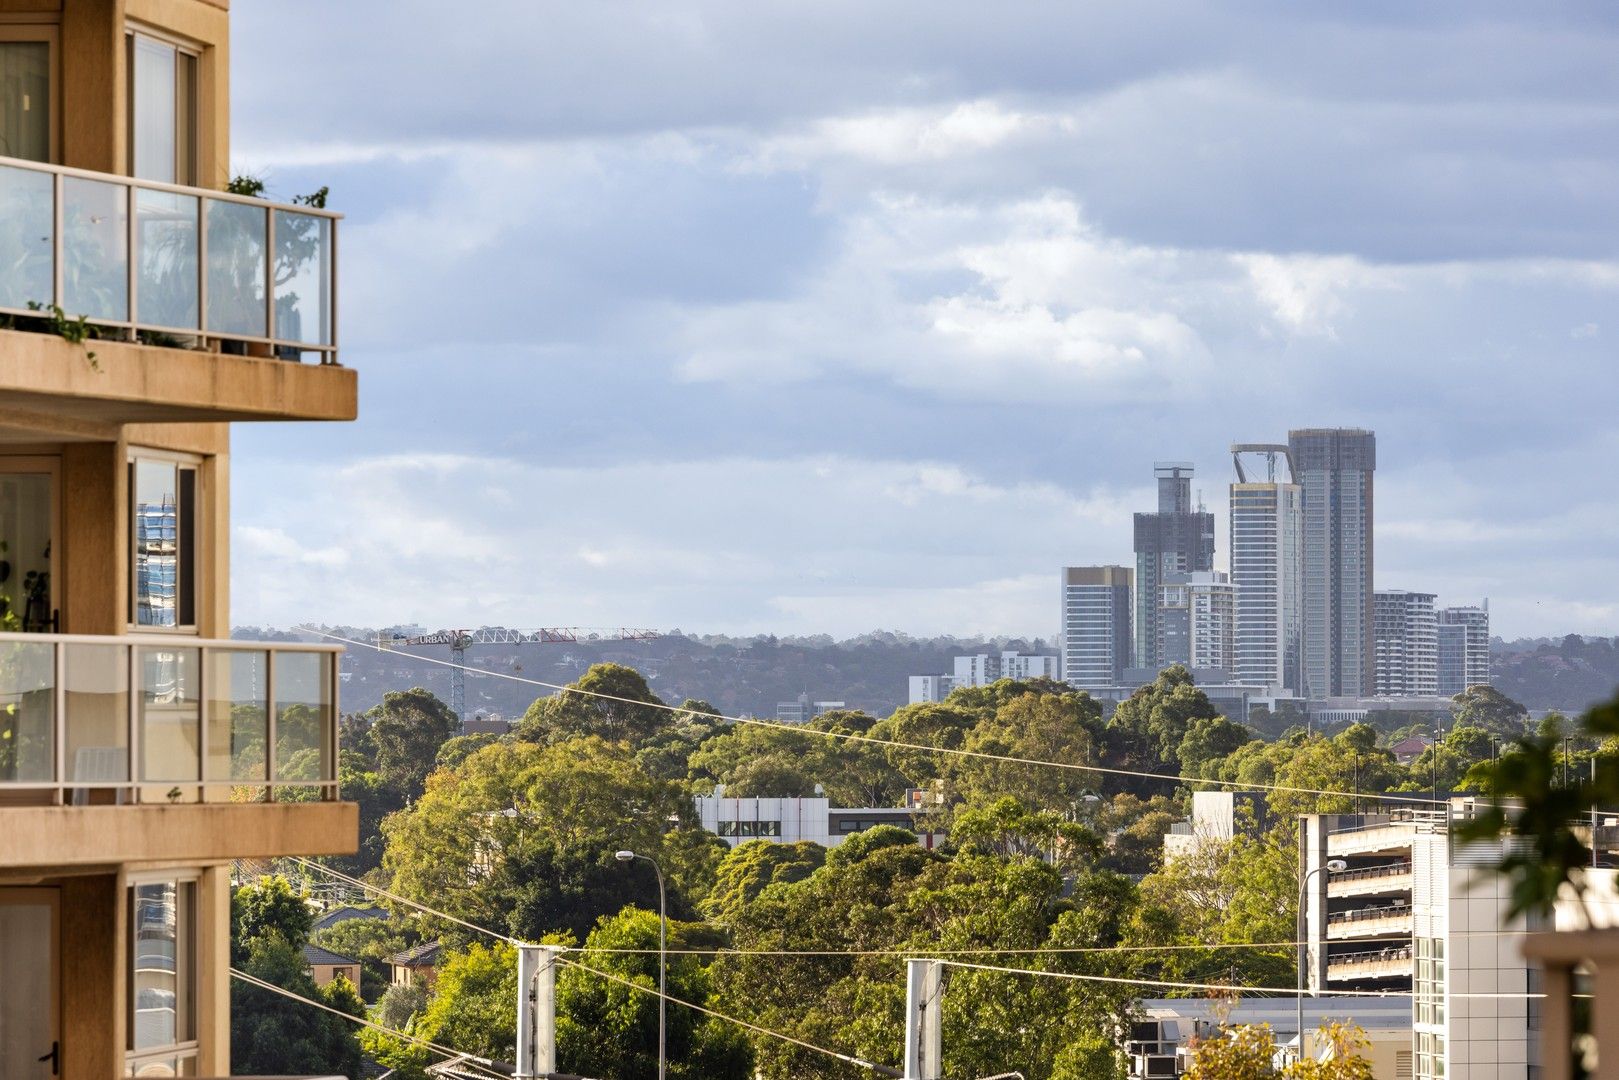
[306,628,1448,807]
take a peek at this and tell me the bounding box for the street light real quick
[1297,857,1349,1064]
[616,849,666,1080]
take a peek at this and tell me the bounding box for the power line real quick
[307,628,1447,807]
[553,953,902,1077]
[936,959,1551,1000]
[281,858,897,1075]
[229,967,513,1080]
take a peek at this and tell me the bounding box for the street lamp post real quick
[1297,857,1348,1064]
[616,849,666,1080]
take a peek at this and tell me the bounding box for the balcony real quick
[0,156,354,428]
[1327,860,1414,898]
[1327,902,1413,941]
[1326,944,1413,983]
[0,632,356,867]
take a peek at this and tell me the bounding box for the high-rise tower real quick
[1060,565,1133,688]
[1289,429,1376,698]
[1374,590,1439,697]
[1133,462,1215,674]
[1230,444,1304,695]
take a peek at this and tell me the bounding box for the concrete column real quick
[903,958,943,1080]
[517,944,564,1079]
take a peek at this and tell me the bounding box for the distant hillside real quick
[240,627,1056,720]
[1492,635,1619,713]
[240,625,1619,721]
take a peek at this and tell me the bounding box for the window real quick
[0,36,52,162]
[127,877,197,1076]
[130,457,199,630]
[127,31,197,185]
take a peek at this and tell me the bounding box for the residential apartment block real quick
[1229,444,1305,696]
[906,651,1060,704]
[1060,565,1133,689]
[1132,463,1215,675]
[1157,570,1236,673]
[1374,590,1439,697]
[0,2,358,1075]
[1437,603,1491,696]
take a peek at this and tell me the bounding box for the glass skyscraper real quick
[1289,428,1376,699]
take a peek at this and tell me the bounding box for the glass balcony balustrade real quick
[0,633,340,803]
[0,155,338,363]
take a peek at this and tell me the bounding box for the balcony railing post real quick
[51,171,63,308]
[197,644,208,802]
[264,206,276,346]
[197,195,209,346]
[265,649,276,804]
[328,654,339,801]
[127,182,138,340]
[328,218,339,363]
[127,642,139,805]
[53,640,65,805]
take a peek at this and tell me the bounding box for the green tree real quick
[1450,685,1531,739]
[519,663,668,746]
[701,840,826,924]
[1104,666,1220,790]
[956,688,1105,811]
[418,942,520,1058]
[232,874,313,965]
[231,934,363,1078]
[382,736,715,941]
[437,731,502,770]
[558,908,752,1080]
[868,701,976,788]
[369,687,460,799]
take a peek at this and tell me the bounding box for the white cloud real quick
[232,453,1137,637]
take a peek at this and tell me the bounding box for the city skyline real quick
[225,3,1619,645]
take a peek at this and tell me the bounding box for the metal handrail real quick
[0,632,342,803]
[1328,861,1413,884]
[1329,945,1414,967]
[1328,903,1412,925]
[0,153,339,362]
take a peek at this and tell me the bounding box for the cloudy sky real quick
[228,2,1619,641]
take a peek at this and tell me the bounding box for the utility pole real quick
[517,944,564,1079]
[903,958,943,1080]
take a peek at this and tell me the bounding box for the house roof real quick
[389,941,443,966]
[313,905,389,931]
[303,943,360,967]
[1391,736,1432,754]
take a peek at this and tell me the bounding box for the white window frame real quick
[124,22,200,186]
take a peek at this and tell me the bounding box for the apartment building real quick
[1132,463,1215,675]
[1229,444,1304,696]
[1156,571,1236,673]
[1437,603,1491,696]
[906,651,1061,704]
[1060,565,1133,689]
[0,3,358,1076]
[1289,429,1377,699]
[1374,590,1439,697]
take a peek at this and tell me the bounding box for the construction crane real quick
[379,627,661,723]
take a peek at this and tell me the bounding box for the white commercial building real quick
[1229,445,1305,696]
[1437,603,1491,696]
[1374,590,1439,697]
[907,674,956,704]
[694,792,945,849]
